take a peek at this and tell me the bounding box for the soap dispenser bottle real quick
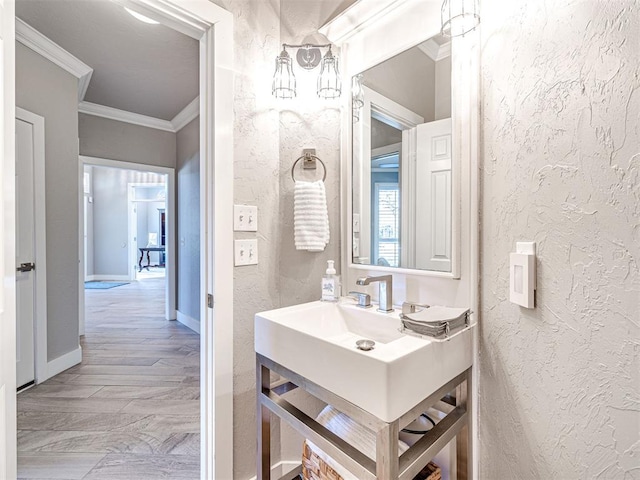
[321,260,340,302]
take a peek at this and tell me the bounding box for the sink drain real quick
[356,339,375,351]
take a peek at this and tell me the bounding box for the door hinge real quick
[207,294,214,309]
[17,262,35,272]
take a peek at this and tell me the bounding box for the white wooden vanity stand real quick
[256,353,472,480]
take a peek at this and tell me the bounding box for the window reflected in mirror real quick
[351,33,452,272]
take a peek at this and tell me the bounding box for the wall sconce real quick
[351,74,364,122]
[272,43,341,99]
[441,0,480,37]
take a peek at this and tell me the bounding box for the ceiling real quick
[16,0,199,121]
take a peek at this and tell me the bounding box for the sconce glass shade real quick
[352,74,364,122]
[317,48,342,99]
[272,48,296,99]
[441,0,480,37]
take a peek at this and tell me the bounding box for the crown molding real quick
[16,18,94,102]
[171,96,199,132]
[436,41,451,61]
[418,39,439,61]
[319,0,408,46]
[417,39,451,61]
[78,101,176,132]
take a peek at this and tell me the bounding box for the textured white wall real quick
[215,1,282,478]
[479,1,640,478]
[215,0,351,476]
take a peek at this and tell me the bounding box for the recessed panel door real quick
[15,117,36,389]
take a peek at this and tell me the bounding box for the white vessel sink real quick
[255,300,474,423]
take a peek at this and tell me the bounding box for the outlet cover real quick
[234,205,258,232]
[234,239,258,266]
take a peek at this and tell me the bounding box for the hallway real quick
[16,278,200,480]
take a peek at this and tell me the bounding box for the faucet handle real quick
[347,291,372,308]
[402,301,429,314]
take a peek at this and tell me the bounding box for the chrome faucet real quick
[356,275,393,312]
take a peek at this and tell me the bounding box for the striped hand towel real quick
[294,180,330,251]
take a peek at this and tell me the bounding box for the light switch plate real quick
[510,241,536,308]
[234,205,258,232]
[234,239,258,266]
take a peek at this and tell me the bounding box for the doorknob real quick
[17,262,35,272]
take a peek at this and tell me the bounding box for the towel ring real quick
[291,154,327,182]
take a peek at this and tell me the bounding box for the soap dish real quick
[399,306,470,341]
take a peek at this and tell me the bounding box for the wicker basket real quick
[302,441,441,480]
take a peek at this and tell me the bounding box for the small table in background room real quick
[138,247,166,271]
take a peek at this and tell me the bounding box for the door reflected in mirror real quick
[351,33,452,272]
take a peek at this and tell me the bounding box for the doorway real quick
[128,183,167,282]
[80,158,176,327]
[0,2,234,479]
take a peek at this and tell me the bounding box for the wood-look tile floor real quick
[17,278,200,480]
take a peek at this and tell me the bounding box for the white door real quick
[415,118,452,271]
[15,117,36,388]
[0,0,17,476]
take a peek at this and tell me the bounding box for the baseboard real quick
[247,461,301,480]
[46,346,82,380]
[86,274,129,282]
[176,311,200,334]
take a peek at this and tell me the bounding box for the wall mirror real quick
[321,0,478,292]
[351,34,455,273]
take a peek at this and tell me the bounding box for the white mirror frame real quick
[321,0,479,307]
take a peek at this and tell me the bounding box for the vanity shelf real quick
[257,353,472,480]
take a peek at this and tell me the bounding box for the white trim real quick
[318,0,407,45]
[438,41,451,60]
[171,96,199,131]
[247,461,300,480]
[116,0,211,40]
[417,39,451,62]
[15,18,93,102]
[78,101,175,132]
[80,155,176,321]
[85,275,130,282]
[196,6,235,479]
[45,346,81,379]
[365,86,423,129]
[79,98,201,133]
[15,107,48,385]
[2,1,19,475]
[176,310,200,334]
[417,39,439,61]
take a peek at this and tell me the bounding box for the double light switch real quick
[234,205,258,232]
[234,205,258,266]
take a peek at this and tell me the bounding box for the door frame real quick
[127,182,167,282]
[80,156,175,323]
[1,0,17,477]
[1,1,234,479]
[15,107,48,385]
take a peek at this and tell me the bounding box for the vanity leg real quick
[376,420,399,480]
[456,368,473,480]
[257,361,271,480]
